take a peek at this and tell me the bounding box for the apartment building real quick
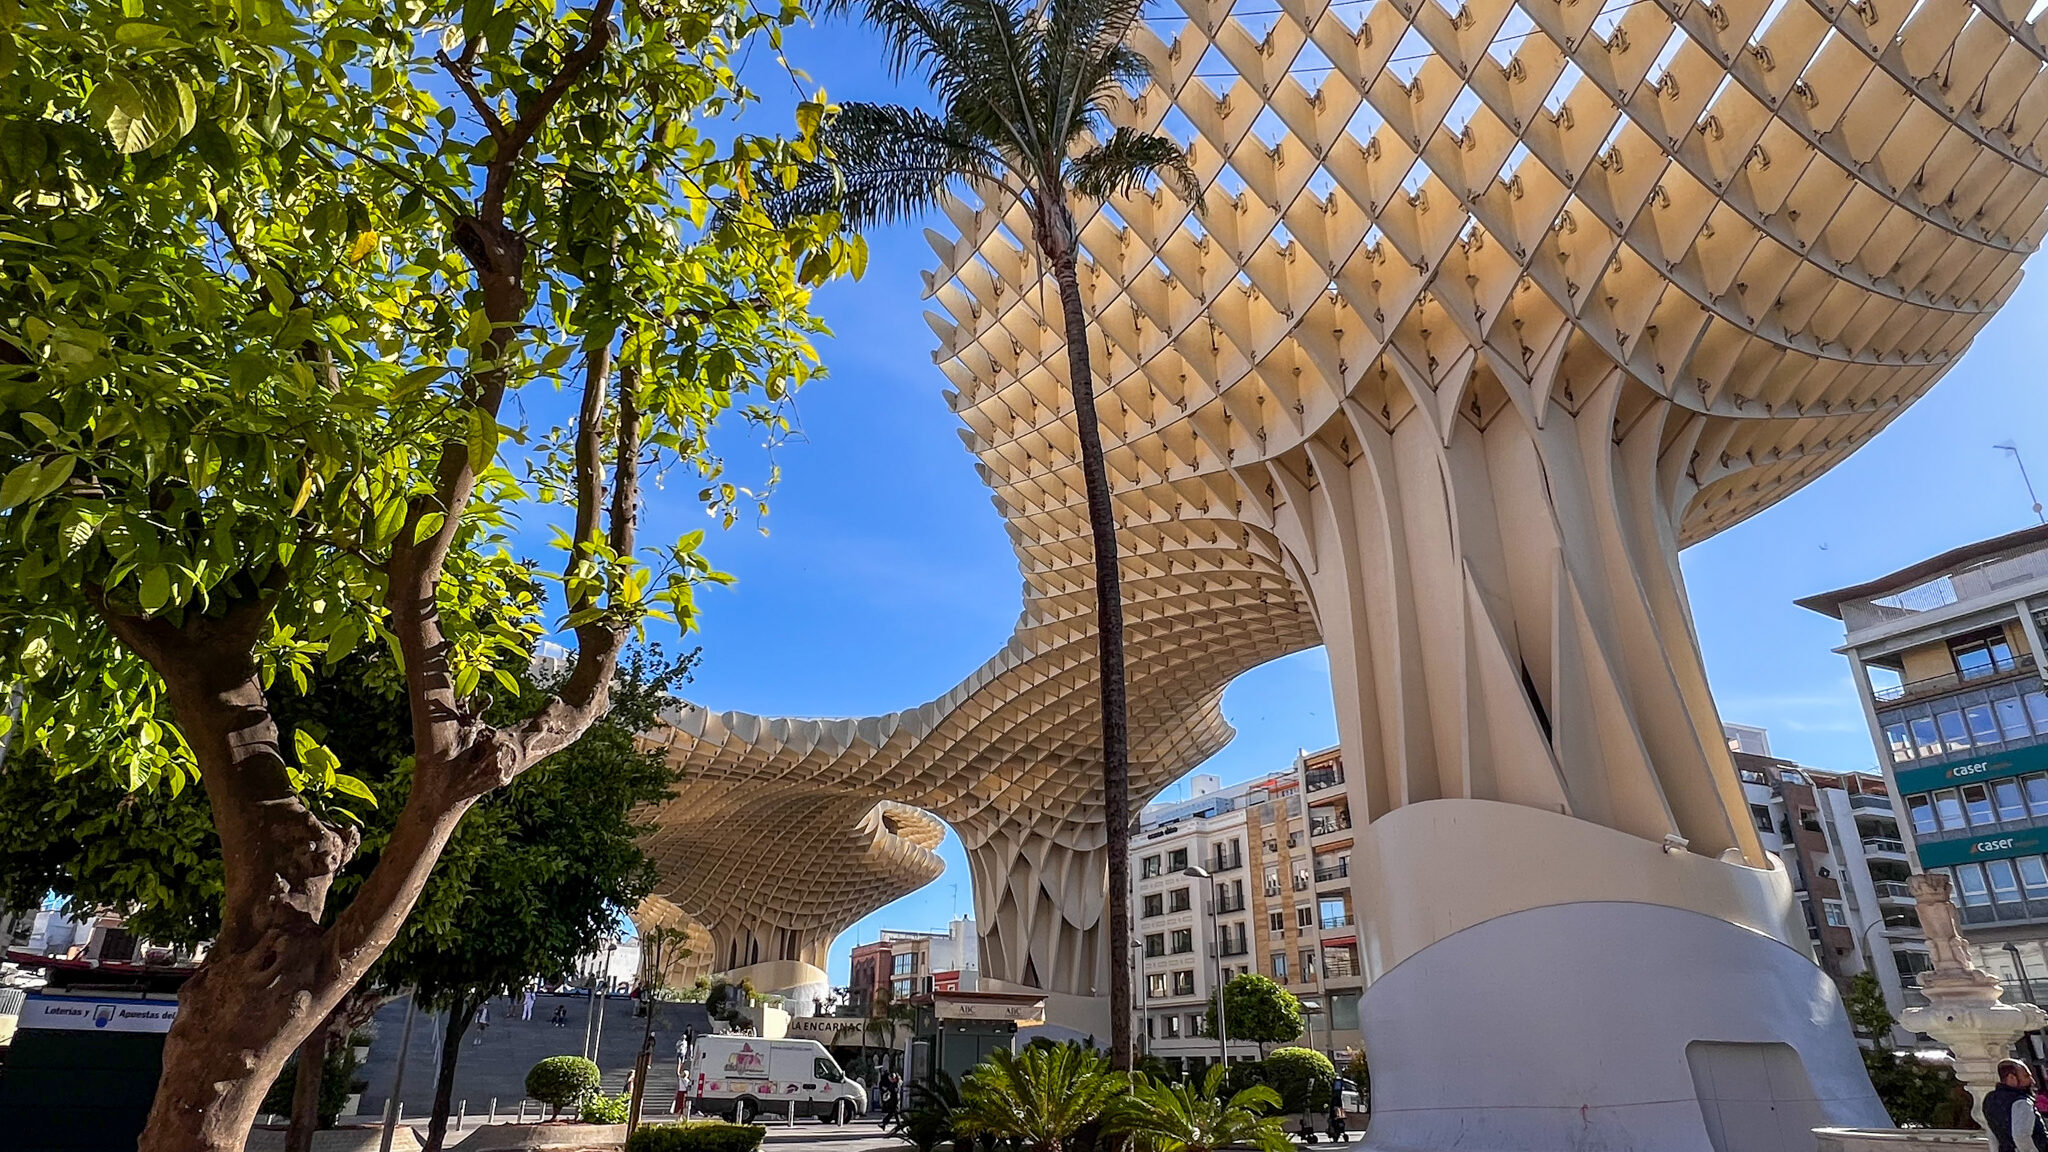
[1131,771,1340,1072]
[1801,524,2048,996]
[1723,728,1928,1026]
[1297,746,1362,1057]
[846,918,979,1013]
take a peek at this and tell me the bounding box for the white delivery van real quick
[688,1035,867,1124]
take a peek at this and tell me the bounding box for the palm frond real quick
[1066,125,1200,206]
[955,1043,1127,1148]
[1106,1066,1292,1152]
[1040,0,1148,141]
[761,103,1000,229]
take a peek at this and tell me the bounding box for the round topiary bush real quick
[527,1055,602,1119]
[1263,1047,1336,1114]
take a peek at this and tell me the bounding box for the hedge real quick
[625,1120,767,1152]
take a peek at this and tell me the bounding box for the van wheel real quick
[835,1100,854,1125]
[734,1098,756,1124]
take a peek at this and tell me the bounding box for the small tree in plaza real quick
[0,0,852,1147]
[1205,974,1303,1053]
[528,1056,604,1121]
[1259,1048,1335,1115]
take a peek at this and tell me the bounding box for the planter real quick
[452,1122,626,1152]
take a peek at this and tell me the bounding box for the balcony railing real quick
[1873,880,1914,901]
[1863,837,1908,855]
[1872,652,2037,706]
[1851,794,1894,813]
[1217,896,1246,914]
[1309,815,1352,838]
[1304,767,1345,794]
[1320,914,1354,929]
[1322,952,1362,980]
[1292,875,1310,892]
[1314,862,1350,883]
[1212,851,1243,872]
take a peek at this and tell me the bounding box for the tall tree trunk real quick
[423,996,474,1152]
[110,609,484,1152]
[285,1006,343,1152]
[1048,237,1133,1071]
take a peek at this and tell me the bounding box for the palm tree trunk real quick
[1049,243,1133,1072]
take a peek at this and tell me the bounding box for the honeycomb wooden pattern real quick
[647,0,2048,993]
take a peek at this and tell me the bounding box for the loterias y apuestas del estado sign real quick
[1917,828,2048,869]
[1894,741,2048,796]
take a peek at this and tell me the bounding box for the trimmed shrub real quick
[1262,1048,1335,1114]
[580,1092,632,1124]
[625,1120,768,1152]
[527,1055,602,1119]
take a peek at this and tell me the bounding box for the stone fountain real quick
[1816,873,2047,1150]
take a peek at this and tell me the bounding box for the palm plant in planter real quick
[774,0,1200,1068]
[1109,1066,1291,1152]
[954,1043,1129,1152]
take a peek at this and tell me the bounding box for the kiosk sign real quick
[19,994,180,1034]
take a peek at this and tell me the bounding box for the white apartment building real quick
[1130,771,1339,1072]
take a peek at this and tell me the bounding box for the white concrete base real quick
[1812,1129,1984,1151]
[1356,900,1889,1151]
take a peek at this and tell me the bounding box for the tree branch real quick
[436,50,508,142]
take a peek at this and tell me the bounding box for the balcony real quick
[1292,874,1311,892]
[1217,895,1246,914]
[1862,837,1908,858]
[1309,812,1352,839]
[1322,949,1363,983]
[1305,765,1345,794]
[1873,880,1915,903]
[1871,652,2037,707]
[1314,862,1350,883]
[1212,850,1243,872]
[1320,913,1355,929]
[1850,794,1894,813]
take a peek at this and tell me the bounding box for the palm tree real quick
[1108,1066,1292,1152]
[777,0,1200,1069]
[954,1043,1130,1152]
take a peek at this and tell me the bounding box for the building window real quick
[1990,859,2024,904]
[1173,970,1195,996]
[1963,784,1995,827]
[1933,789,1967,831]
[1170,928,1193,954]
[1143,893,1163,919]
[1952,630,2016,680]
[893,978,915,997]
[1750,804,1774,834]
[1146,933,1165,958]
[1938,710,1971,755]
[1169,888,1192,913]
[1271,952,1289,981]
[1168,848,1189,872]
[1296,906,1314,928]
[1907,794,1937,837]
[1301,949,1317,978]
[1162,1014,1182,1038]
[1954,864,1992,907]
[2029,775,2048,818]
[1147,973,1167,998]
[1999,697,2033,740]
[1822,900,1847,928]
[1968,704,2001,747]
[2022,856,2048,898]
[1269,911,1284,933]
[1911,716,1941,758]
[1997,780,2029,823]
[1142,855,1162,879]
[1885,723,1914,764]
[1263,867,1281,897]
[892,953,915,975]
[1187,1013,1203,1037]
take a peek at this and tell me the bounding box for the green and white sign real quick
[1894,741,2048,796]
[1917,828,2048,868]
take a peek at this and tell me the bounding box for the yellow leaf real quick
[289,471,315,515]
[348,230,381,263]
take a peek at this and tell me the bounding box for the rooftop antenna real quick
[1995,442,2046,524]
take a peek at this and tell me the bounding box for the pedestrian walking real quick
[471,1002,490,1045]
[879,1071,902,1125]
[1325,1090,1349,1143]
[521,988,536,1021]
[1987,1059,2048,1152]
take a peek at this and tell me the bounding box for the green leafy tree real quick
[1205,974,1303,1053]
[1108,1066,1289,1152]
[955,1043,1129,1152]
[528,1056,604,1120]
[1844,972,1895,1046]
[1258,1048,1334,1115]
[374,649,688,1152]
[776,0,1200,1068]
[0,0,853,1146]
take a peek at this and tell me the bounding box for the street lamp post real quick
[2002,942,2046,1061]
[1183,866,1227,1073]
[1130,939,1148,1066]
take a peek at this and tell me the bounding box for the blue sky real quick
[614,19,2048,984]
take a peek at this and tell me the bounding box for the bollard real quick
[396,1103,405,1124]
[457,1100,466,1131]
[788,1100,797,1127]
[489,1098,497,1125]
